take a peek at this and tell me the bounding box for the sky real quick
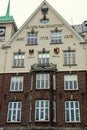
[0,0,87,28]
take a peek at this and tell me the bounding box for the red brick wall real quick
[0,71,86,128]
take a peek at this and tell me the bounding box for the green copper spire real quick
[0,0,14,22]
[6,0,10,16]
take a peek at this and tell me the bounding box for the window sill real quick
[35,88,50,90]
[10,90,23,93]
[35,120,49,122]
[63,64,77,66]
[65,121,80,123]
[64,89,79,91]
[7,121,21,123]
[50,42,63,44]
[25,44,38,46]
[12,66,25,68]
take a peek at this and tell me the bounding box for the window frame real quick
[36,73,50,89]
[64,51,76,65]
[65,101,80,123]
[64,75,78,90]
[27,32,38,45]
[51,31,62,44]
[13,53,25,67]
[38,52,49,65]
[10,76,24,92]
[35,100,49,121]
[7,102,22,123]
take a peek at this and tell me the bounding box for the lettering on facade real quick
[40,36,49,40]
[64,35,73,39]
[25,23,64,30]
[16,38,25,41]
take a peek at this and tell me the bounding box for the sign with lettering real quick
[25,23,64,30]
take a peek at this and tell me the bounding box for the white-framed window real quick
[53,101,56,122]
[27,32,38,44]
[36,73,50,89]
[64,51,76,65]
[53,74,56,90]
[64,75,78,90]
[65,101,80,122]
[51,31,62,43]
[7,102,22,122]
[13,53,25,67]
[10,76,24,91]
[35,100,49,121]
[38,52,49,65]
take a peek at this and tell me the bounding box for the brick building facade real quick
[0,0,87,130]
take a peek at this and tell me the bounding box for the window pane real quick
[17,110,21,121]
[65,81,68,89]
[75,102,79,108]
[70,81,73,89]
[70,102,74,108]
[45,109,48,120]
[74,81,77,89]
[41,109,44,119]
[8,110,12,121]
[66,110,69,121]
[36,109,39,120]
[36,101,39,107]
[66,102,69,108]
[71,110,74,121]
[76,109,79,121]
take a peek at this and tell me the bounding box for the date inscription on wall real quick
[16,37,25,41]
[64,35,73,39]
[40,37,49,40]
